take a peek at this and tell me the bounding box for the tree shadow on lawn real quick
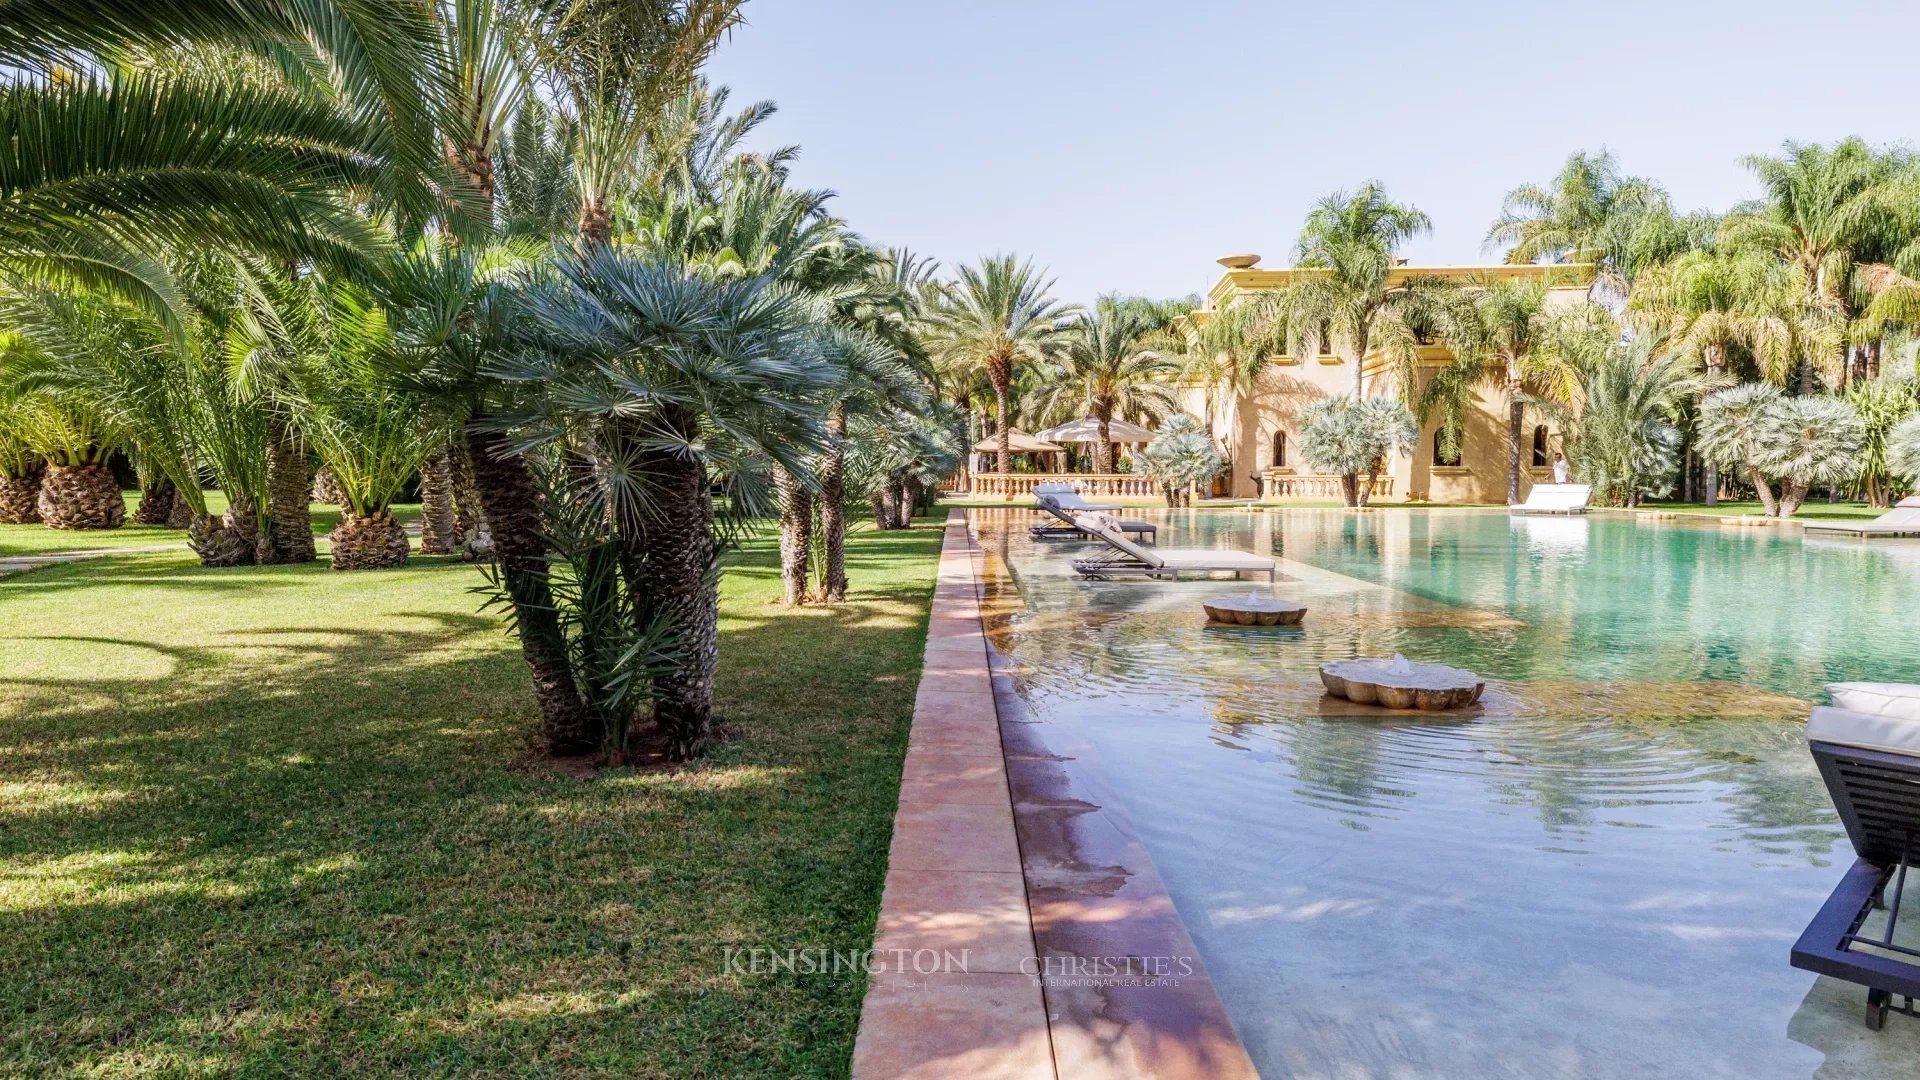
[0,546,937,1077]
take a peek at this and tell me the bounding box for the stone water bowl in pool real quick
[1320,654,1485,711]
[1202,592,1307,626]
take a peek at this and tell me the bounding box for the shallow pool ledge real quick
[851,510,1257,1080]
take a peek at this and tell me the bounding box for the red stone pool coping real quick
[851,510,1256,1079]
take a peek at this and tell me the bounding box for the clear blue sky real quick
[705,1,1920,304]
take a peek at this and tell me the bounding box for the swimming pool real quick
[971,507,1920,1079]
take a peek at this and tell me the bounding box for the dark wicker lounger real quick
[1793,697,1920,1030]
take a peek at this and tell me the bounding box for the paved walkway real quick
[0,543,183,578]
[852,510,1256,1079]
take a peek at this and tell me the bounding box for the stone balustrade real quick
[1258,470,1393,500]
[967,472,1163,498]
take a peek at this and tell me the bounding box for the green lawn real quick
[0,494,424,558]
[0,522,941,1077]
[1636,499,1885,520]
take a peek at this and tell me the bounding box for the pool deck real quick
[851,510,1256,1079]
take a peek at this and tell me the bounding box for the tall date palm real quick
[928,255,1076,473]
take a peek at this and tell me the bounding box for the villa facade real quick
[1182,260,1596,503]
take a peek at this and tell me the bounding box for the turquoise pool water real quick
[973,508,1920,1079]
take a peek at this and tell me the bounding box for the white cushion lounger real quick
[1069,513,1275,581]
[1804,497,1920,538]
[1510,483,1592,515]
[1029,495,1155,542]
[1032,487,1119,513]
[1806,705,1920,759]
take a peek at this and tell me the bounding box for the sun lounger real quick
[1069,513,1274,581]
[1029,483,1119,513]
[1509,483,1591,515]
[1803,497,1920,538]
[1030,494,1156,542]
[1792,682,1920,1029]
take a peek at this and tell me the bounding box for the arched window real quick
[1270,430,1288,468]
[1433,431,1462,467]
[1531,425,1549,467]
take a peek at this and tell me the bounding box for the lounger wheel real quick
[1867,988,1889,1031]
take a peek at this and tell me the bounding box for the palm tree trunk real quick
[820,404,848,603]
[994,379,1012,474]
[1095,413,1114,474]
[1350,327,1367,398]
[1778,477,1809,518]
[166,486,194,528]
[465,421,596,755]
[449,440,491,559]
[38,461,125,529]
[578,195,613,250]
[1747,463,1781,517]
[329,510,411,569]
[223,489,261,552]
[899,477,922,526]
[133,476,177,525]
[418,444,460,554]
[1340,473,1359,508]
[187,509,256,566]
[260,419,315,564]
[629,437,718,761]
[1506,381,1524,506]
[0,464,42,524]
[774,464,811,605]
[1702,345,1725,506]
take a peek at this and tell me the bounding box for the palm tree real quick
[0,0,471,322]
[1021,302,1179,472]
[1487,150,1698,290]
[1698,383,1866,517]
[1430,279,1596,504]
[1627,248,1802,502]
[1720,138,1904,391]
[929,256,1078,473]
[1134,414,1225,507]
[0,324,126,530]
[1295,395,1418,507]
[0,387,43,524]
[506,248,836,761]
[514,0,745,247]
[1246,184,1472,401]
[1847,375,1920,506]
[814,247,935,601]
[1562,336,1695,507]
[246,274,443,569]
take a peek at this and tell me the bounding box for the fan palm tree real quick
[1022,303,1179,472]
[928,255,1078,473]
[1294,395,1418,507]
[504,248,837,761]
[1245,183,1473,401]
